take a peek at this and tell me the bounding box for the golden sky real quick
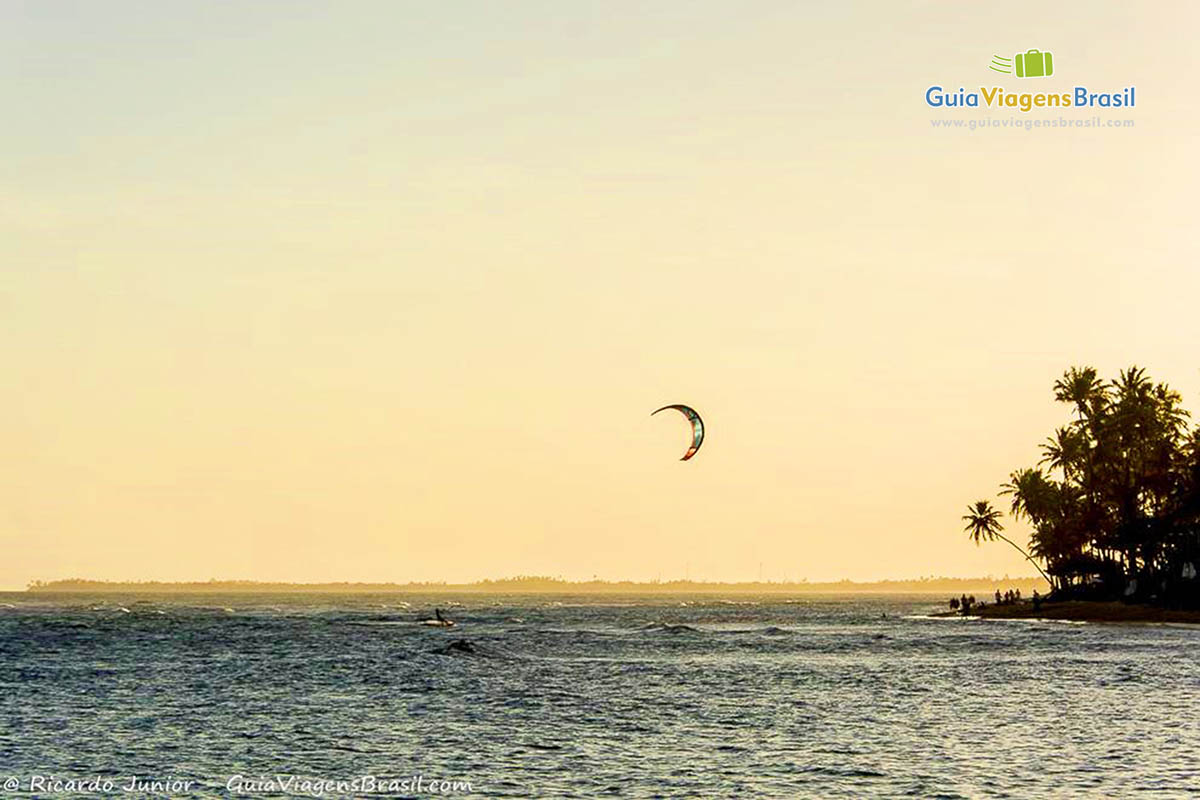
[3,2,1198,589]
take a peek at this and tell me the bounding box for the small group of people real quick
[993,588,1023,605]
[949,587,1039,614]
[948,594,976,612]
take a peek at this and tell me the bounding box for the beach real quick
[971,599,1200,625]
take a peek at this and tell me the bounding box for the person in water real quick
[435,608,446,623]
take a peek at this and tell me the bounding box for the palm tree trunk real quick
[992,532,1055,590]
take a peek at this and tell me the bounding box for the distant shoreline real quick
[23,576,1050,595]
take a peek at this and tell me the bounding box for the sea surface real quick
[1,593,1197,799]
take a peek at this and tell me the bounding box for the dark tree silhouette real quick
[964,366,1200,607]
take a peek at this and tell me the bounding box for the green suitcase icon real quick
[1014,49,1053,78]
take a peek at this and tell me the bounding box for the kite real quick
[651,404,704,461]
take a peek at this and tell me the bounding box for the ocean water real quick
[1,593,1197,799]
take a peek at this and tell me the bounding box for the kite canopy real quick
[651,404,704,461]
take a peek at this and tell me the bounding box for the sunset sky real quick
[4,2,1198,589]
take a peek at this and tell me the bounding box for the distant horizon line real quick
[21,575,1051,594]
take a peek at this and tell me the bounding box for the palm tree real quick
[1040,426,1086,483]
[963,500,1003,544]
[963,500,1054,588]
[1053,366,1107,425]
[1000,468,1057,524]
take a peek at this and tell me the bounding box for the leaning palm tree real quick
[963,500,1054,589]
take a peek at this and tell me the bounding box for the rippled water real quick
[1,593,1197,798]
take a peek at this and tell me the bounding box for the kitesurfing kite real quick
[651,404,704,461]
